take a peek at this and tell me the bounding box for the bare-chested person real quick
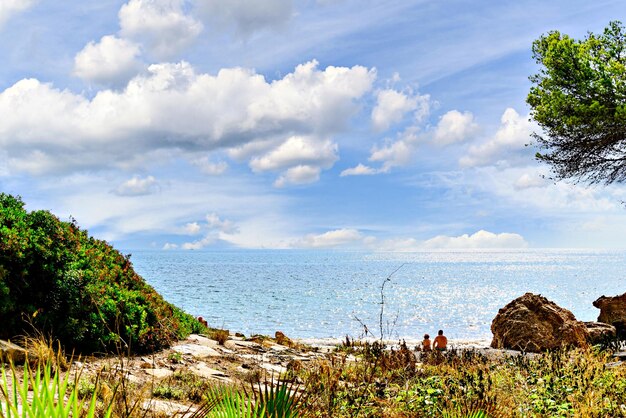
[422,334,431,351]
[433,329,447,351]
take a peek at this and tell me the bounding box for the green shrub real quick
[0,193,201,354]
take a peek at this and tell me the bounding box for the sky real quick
[0,0,625,250]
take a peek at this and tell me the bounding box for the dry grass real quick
[294,342,626,417]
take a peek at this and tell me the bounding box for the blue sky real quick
[1,0,625,250]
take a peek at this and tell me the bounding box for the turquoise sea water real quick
[130,249,626,343]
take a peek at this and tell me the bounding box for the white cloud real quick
[249,136,337,172]
[183,222,202,234]
[113,175,159,196]
[192,157,228,175]
[340,163,379,176]
[274,165,321,187]
[0,60,374,181]
[422,230,528,249]
[177,212,239,249]
[460,108,534,168]
[295,228,365,248]
[73,35,144,87]
[250,135,338,185]
[369,136,413,170]
[163,242,179,250]
[119,0,203,59]
[195,0,293,37]
[467,166,620,213]
[514,173,546,190]
[433,110,478,145]
[0,0,35,29]
[357,108,475,175]
[206,212,239,234]
[371,88,429,131]
[181,235,215,250]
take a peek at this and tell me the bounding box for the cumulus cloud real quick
[0,60,374,180]
[514,173,547,190]
[250,135,338,186]
[368,134,414,171]
[195,0,293,37]
[460,108,535,168]
[73,35,144,87]
[371,88,429,132]
[433,110,478,145]
[295,228,365,248]
[353,107,474,175]
[274,165,321,187]
[249,136,337,172]
[422,230,528,249]
[0,0,36,29]
[113,175,159,196]
[340,163,380,176]
[119,0,203,59]
[181,235,215,250]
[176,212,239,249]
[183,222,202,234]
[206,212,239,234]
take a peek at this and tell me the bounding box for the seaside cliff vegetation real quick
[0,193,203,354]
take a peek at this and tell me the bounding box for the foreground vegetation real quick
[2,338,625,417]
[0,193,203,354]
[293,342,626,417]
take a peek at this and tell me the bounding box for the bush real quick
[0,193,202,354]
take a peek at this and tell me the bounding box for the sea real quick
[130,249,626,346]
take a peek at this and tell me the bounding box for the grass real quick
[0,361,112,418]
[291,342,626,417]
[1,334,625,417]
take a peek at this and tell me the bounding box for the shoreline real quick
[295,336,493,350]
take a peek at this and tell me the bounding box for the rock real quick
[584,321,617,344]
[143,399,197,417]
[189,363,232,382]
[275,331,293,347]
[171,343,221,358]
[144,368,175,379]
[593,293,626,337]
[604,361,624,369]
[224,340,264,351]
[0,340,27,364]
[259,363,287,375]
[490,293,589,353]
[186,334,218,347]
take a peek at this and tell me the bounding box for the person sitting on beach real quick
[433,329,447,351]
[422,334,432,351]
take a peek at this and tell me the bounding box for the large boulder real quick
[0,340,27,364]
[584,322,617,344]
[491,293,589,352]
[593,293,626,337]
